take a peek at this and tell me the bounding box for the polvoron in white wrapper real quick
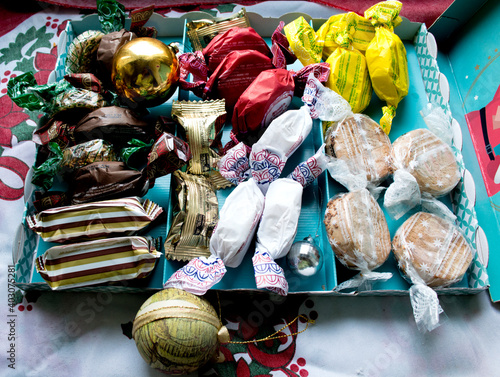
[252,147,328,296]
[392,211,474,332]
[250,105,312,195]
[164,178,265,295]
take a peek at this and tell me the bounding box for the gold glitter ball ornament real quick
[111,37,180,108]
[132,288,230,375]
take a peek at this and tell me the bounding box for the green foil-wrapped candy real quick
[132,288,229,375]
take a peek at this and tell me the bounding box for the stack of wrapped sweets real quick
[7,0,197,289]
[164,73,338,296]
[305,74,394,291]
[284,0,409,134]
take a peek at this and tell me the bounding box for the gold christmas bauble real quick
[132,288,229,375]
[111,37,180,108]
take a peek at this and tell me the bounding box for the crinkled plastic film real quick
[392,212,474,331]
[324,189,391,273]
[385,128,460,219]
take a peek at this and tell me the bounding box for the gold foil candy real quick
[186,8,250,51]
[164,171,219,261]
[171,100,230,189]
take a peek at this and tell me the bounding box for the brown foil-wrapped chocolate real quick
[146,132,192,180]
[97,29,137,86]
[171,100,226,176]
[74,106,153,147]
[164,171,218,261]
[186,8,250,51]
[69,161,149,204]
[202,26,271,72]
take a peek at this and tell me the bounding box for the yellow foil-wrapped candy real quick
[112,37,180,108]
[323,12,372,114]
[316,12,375,60]
[284,16,323,66]
[133,288,230,375]
[285,14,372,114]
[365,1,409,134]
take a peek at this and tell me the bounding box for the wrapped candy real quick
[253,148,328,295]
[231,63,330,145]
[324,188,392,292]
[69,161,149,204]
[33,117,76,148]
[65,30,104,74]
[171,100,226,179]
[26,196,163,243]
[164,177,264,294]
[73,106,154,147]
[7,72,107,117]
[218,141,252,186]
[250,105,313,195]
[384,128,461,219]
[164,171,219,262]
[186,8,250,51]
[202,26,272,72]
[315,12,375,59]
[145,132,192,180]
[284,13,373,114]
[36,236,161,290]
[179,23,298,112]
[31,139,117,191]
[364,0,409,134]
[392,211,474,332]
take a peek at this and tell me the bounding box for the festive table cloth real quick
[1,2,500,377]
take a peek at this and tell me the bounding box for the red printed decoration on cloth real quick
[34,45,58,85]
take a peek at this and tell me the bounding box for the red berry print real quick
[18,305,25,311]
[27,305,33,311]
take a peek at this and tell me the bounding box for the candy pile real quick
[8,0,475,374]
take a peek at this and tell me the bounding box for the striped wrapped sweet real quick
[36,236,161,290]
[26,196,163,243]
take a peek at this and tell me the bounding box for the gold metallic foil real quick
[164,171,219,261]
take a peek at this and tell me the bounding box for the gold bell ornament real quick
[132,288,230,375]
[112,37,180,108]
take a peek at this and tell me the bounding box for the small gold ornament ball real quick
[111,37,180,108]
[132,288,229,375]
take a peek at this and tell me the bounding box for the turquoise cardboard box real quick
[12,2,497,298]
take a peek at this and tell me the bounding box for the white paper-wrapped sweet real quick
[250,105,312,195]
[164,178,265,295]
[252,147,328,296]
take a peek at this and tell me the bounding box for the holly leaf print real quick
[0,25,53,66]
